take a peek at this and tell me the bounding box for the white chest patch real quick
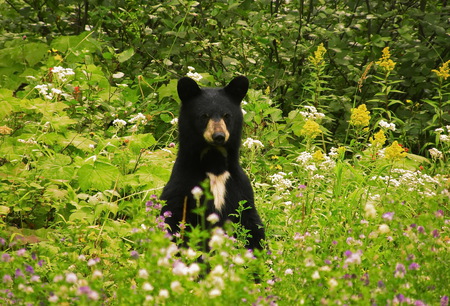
[206,171,230,212]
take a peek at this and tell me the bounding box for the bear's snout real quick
[203,119,230,146]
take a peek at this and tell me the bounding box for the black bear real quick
[160,76,265,250]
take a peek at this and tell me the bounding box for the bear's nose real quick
[212,132,226,145]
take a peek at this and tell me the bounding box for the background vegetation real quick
[0,0,449,305]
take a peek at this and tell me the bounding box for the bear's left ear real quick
[224,76,249,102]
[178,77,202,102]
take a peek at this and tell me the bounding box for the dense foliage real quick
[0,1,449,305]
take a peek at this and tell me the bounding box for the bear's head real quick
[177,76,249,151]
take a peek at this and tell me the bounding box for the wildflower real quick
[191,186,203,200]
[312,271,320,280]
[187,263,200,276]
[364,202,377,219]
[429,148,443,160]
[159,289,169,299]
[129,112,148,125]
[112,72,125,79]
[350,104,371,127]
[441,296,449,306]
[299,105,325,120]
[382,212,394,221]
[209,288,222,298]
[384,141,407,160]
[376,47,396,73]
[300,119,322,138]
[171,281,184,294]
[207,213,220,224]
[112,119,127,128]
[233,255,245,265]
[143,282,154,291]
[394,263,406,278]
[284,268,294,275]
[378,224,390,234]
[138,269,149,279]
[242,137,264,149]
[172,261,188,276]
[312,150,325,161]
[170,117,178,125]
[440,134,450,142]
[92,270,103,279]
[52,66,75,82]
[65,272,78,283]
[3,274,13,283]
[186,66,203,82]
[211,265,225,276]
[308,43,327,67]
[48,294,59,303]
[432,60,450,80]
[130,250,139,259]
[328,278,338,289]
[379,120,396,131]
[408,263,420,270]
[370,130,386,148]
[0,126,13,135]
[344,250,362,265]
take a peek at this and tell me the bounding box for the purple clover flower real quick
[130,250,139,259]
[25,264,34,274]
[408,262,420,270]
[394,263,406,278]
[382,212,394,221]
[441,296,449,306]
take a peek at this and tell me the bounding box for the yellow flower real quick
[0,125,13,135]
[432,60,450,80]
[308,43,327,67]
[376,47,396,73]
[312,150,325,161]
[370,130,386,148]
[350,104,371,127]
[300,119,322,138]
[384,141,407,160]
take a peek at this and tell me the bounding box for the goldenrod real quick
[350,104,371,127]
[432,60,450,80]
[370,130,387,148]
[308,43,327,67]
[312,150,325,161]
[301,119,322,138]
[384,141,407,160]
[376,47,396,73]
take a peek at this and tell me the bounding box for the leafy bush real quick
[0,2,449,305]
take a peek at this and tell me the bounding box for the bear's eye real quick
[223,113,231,120]
[200,114,210,121]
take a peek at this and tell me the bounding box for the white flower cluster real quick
[296,151,336,172]
[378,120,396,131]
[18,138,37,145]
[52,66,75,82]
[435,126,450,143]
[299,105,325,120]
[129,112,147,125]
[269,171,293,190]
[170,118,178,125]
[186,66,203,82]
[35,84,70,100]
[242,137,264,149]
[429,148,443,160]
[112,119,127,128]
[371,168,442,197]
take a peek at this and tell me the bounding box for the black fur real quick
[160,76,265,250]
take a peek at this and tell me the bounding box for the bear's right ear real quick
[178,77,201,101]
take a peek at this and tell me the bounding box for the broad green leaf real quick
[77,161,121,191]
[117,48,135,63]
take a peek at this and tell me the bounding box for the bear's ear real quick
[224,76,249,102]
[178,77,201,101]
